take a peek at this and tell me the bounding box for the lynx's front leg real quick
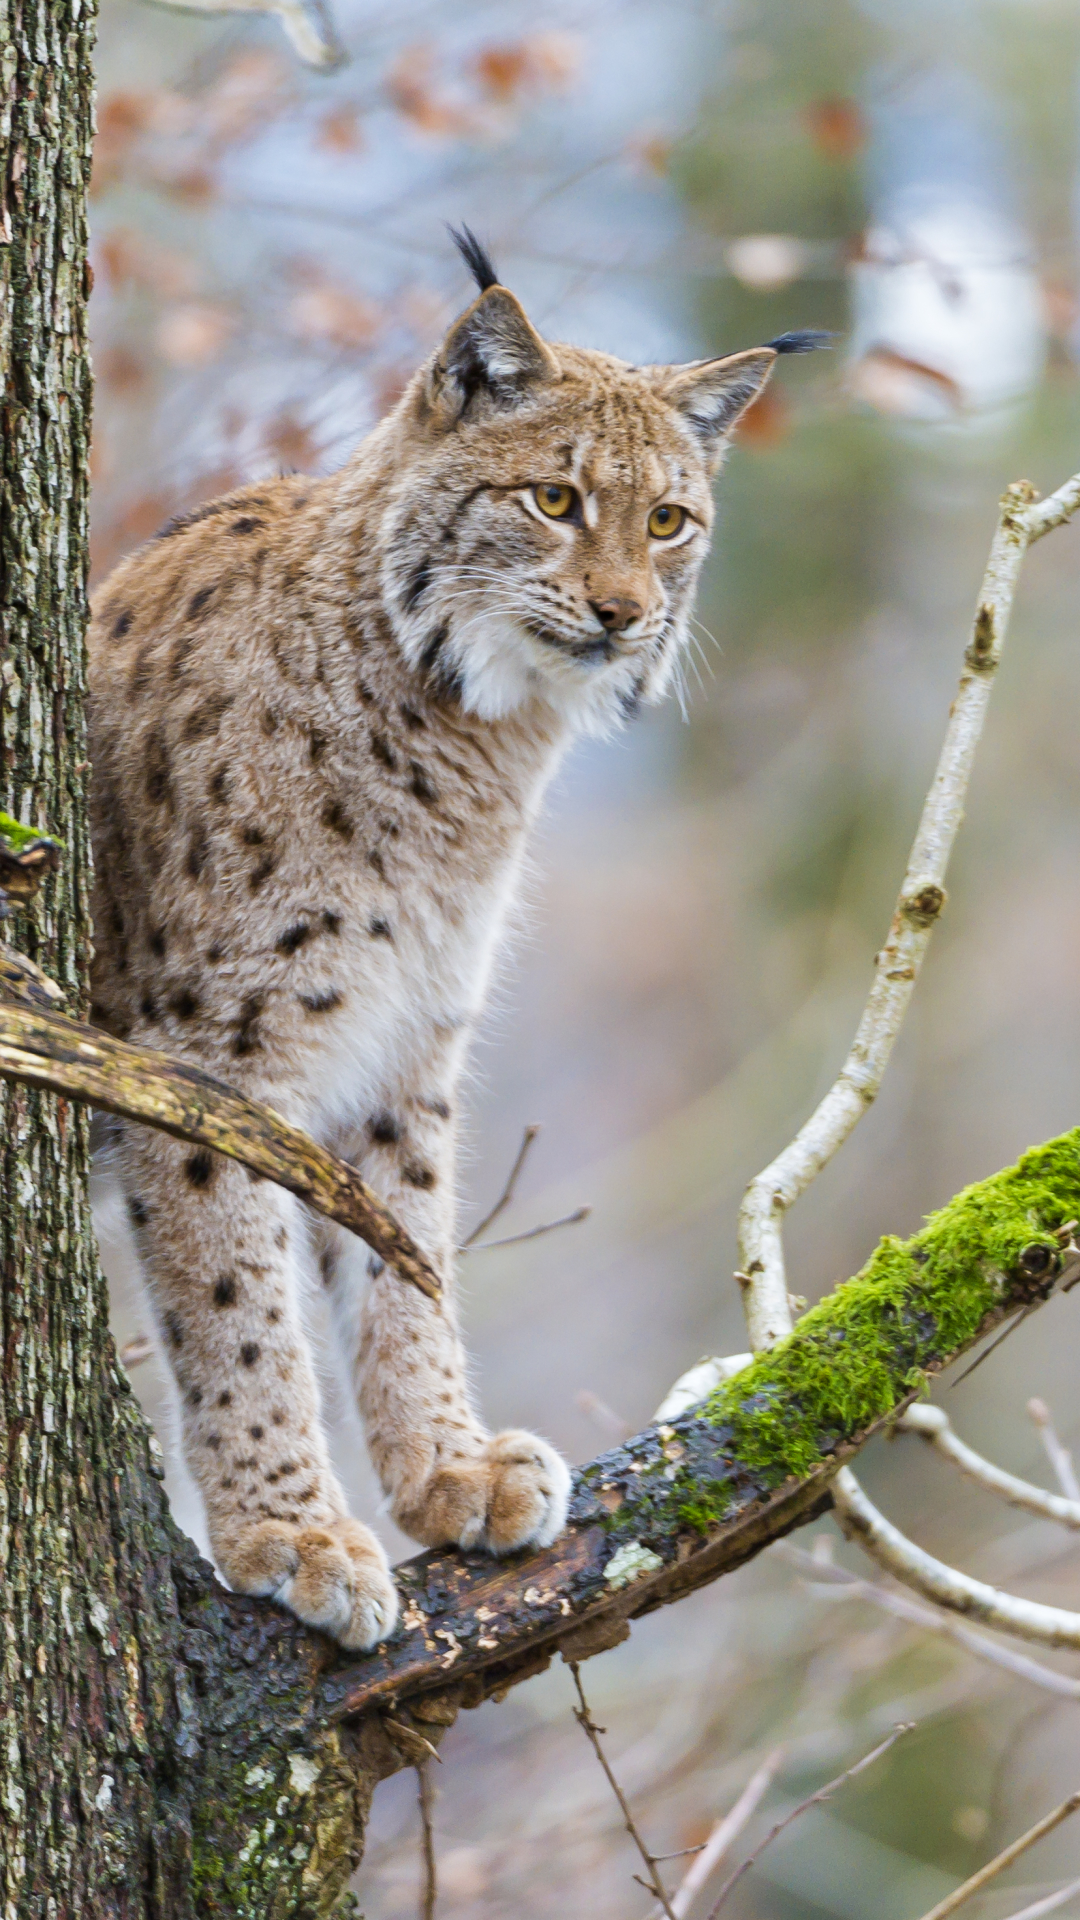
[329,1097,570,1554]
[116,1122,398,1649]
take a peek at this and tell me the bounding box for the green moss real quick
[704,1130,1080,1485]
[0,810,61,854]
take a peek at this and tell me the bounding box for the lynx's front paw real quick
[221,1516,399,1650]
[400,1429,572,1554]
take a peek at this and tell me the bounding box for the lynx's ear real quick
[425,286,559,427]
[654,347,777,468]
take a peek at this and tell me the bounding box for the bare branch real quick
[119,1334,155,1371]
[832,1466,1080,1649]
[464,1204,591,1254]
[460,1124,540,1248]
[900,1404,1080,1529]
[914,1791,1080,1920]
[703,1723,914,1918]
[1020,472,1080,543]
[576,1389,633,1444]
[140,0,346,69]
[1028,1397,1080,1503]
[568,1662,678,1919]
[659,1748,785,1918]
[417,1764,437,1920]
[781,1543,1080,1700]
[1001,1875,1080,1920]
[736,475,1077,1352]
[0,1001,440,1301]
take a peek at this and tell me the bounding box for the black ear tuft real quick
[765,329,835,355]
[448,224,500,294]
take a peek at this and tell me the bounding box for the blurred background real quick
[91,0,1080,1912]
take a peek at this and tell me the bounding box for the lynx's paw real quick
[401,1429,572,1555]
[221,1516,399,1650]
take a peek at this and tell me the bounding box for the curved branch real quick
[737,473,1080,1352]
[900,1404,1080,1530]
[0,1001,440,1300]
[832,1467,1080,1650]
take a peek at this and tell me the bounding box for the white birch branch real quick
[1028,1398,1080,1503]
[899,1405,1080,1529]
[781,1543,1080,1700]
[1001,1875,1080,1920]
[142,0,345,68]
[832,1467,1080,1650]
[737,474,1078,1351]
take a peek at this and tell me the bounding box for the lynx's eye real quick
[534,483,576,520]
[648,503,686,540]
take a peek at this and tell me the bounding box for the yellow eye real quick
[648,503,686,540]
[534,483,576,520]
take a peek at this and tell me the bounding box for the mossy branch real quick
[0,999,441,1301]
[308,1131,1080,1724]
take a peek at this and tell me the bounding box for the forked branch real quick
[737,472,1080,1351]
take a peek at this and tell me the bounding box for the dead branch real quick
[139,0,346,69]
[660,1748,785,1918]
[781,1542,1080,1700]
[0,999,440,1301]
[460,1123,540,1247]
[568,1662,678,1919]
[417,1764,437,1920]
[914,1790,1080,1920]
[703,1722,913,1917]
[1027,1398,1080,1503]
[1001,1875,1080,1920]
[832,1467,1080,1649]
[465,1205,591,1253]
[899,1404,1080,1529]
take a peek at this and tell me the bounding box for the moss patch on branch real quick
[706,1130,1080,1487]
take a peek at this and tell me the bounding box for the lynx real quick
[87,229,820,1649]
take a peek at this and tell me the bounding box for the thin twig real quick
[465,1204,590,1252]
[703,1722,914,1918]
[576,1388,633,1444]
[735,474,1078,1352]
[900,1404,1080,1530]
[781,1542,1080,1700]
[659,1748,785,1917]
[1000,1874,1080,1920]
[568,1662,678,1920]
[914,1791,1080,1920]
[417,1764,437,1920]
[460,1124,540,1248]
[119,1334,154,1370]
[832,1467,1080,1649]
[139,0,346,69]
[1028,1398,1080,1503]
[0,1001,440,1300]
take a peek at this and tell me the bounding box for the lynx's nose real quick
[590,595,643,634]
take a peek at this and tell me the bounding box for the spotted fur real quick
[88,260,783,1649]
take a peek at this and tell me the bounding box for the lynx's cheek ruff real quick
[86,221,826,1648]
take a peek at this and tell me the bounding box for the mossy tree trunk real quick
[0,9,376,1913]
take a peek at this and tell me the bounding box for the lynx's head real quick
[373,229,826,733]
